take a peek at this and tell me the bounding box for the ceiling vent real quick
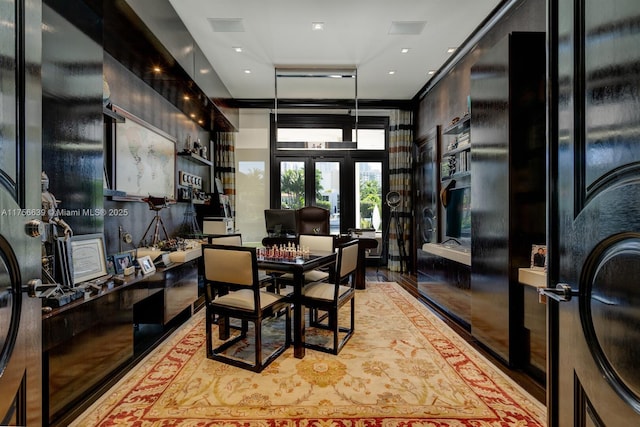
[388,21,426,35]
[208,18,245,32]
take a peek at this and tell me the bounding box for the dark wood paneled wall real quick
[42,0,104,235]
[415,0,545,143]
[413,0,546,356]
[42,0,218,255]
[103,54,211,255]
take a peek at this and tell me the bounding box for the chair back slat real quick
[203,245,256,287]
[299,234,335,252]
[208,233,242,246]
[338,240,359,279]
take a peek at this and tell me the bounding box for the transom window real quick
[270,113,388,234]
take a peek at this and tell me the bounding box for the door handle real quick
[538,283,579,302]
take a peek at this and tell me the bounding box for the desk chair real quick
[300,239,359,354]
[203,244,291,372]
[296,206,330,235]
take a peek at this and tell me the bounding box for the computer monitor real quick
[264,209,297,237]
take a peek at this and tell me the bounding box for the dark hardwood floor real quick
[366,266,547,405]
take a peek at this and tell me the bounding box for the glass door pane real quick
[355,162,383,231]
[315,161,340,234]
[280,161,305,209]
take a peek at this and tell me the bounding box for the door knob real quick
[539,283,579,302]
[22,278,42,297]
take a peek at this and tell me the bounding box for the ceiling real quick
[167,0,503,101]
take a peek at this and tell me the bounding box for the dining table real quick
[257,250,337,359]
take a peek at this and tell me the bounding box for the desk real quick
[257,251,336,359]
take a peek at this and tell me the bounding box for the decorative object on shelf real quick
[139,196,171,247]
[113,252,132,275]
[440,179,456,207]
[137,255,156,275]
[180,195,201,236]
[118,225,134,253]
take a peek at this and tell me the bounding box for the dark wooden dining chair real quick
[299,239,359,354]
[276,234,336,292]
[203,244,291,372]
[207,233,277,291]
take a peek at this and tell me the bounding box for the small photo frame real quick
[531,244,547,270]
[106,255,116,275]
[113,253,132,275]
[138,255,156,275]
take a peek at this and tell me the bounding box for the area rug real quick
[71,282,546,426]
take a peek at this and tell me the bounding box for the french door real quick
[272,156,386,236]
[274,157,343,233]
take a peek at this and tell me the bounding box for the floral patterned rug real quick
[71,282,546,426]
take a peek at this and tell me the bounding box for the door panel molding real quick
[580,233,640,410]
[575,373,606,427]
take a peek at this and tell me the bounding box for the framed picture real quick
[70,233,108,284]
[113,106,176,200]
[106,255,116,275]
[138,255,156,275]
[113,253,132,275]
[530,244,547,270]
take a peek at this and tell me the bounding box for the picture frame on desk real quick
[530,244,547,271]
[106,255,116,275]
[113,253,132,275]
[70,233,109,284]
[138,255,156,275]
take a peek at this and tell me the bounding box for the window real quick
[270,114,388,235]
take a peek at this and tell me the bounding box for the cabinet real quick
[469,32,546,367]
[417,248,471,328]
[42,261,198,426]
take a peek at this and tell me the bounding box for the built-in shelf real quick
[177,151,212,166]
[422,243,471,266]
[441,171,471,182]
[442,143,471,157]
[442,115,470,135]
[518,268,547,288]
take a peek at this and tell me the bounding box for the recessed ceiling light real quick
[388,70,396,75]
[427,70,436,75]
[447,47,457,53]
[233,47,243,53]
[244,69,252,74]
[199,68,210,74]
[153,66,161,73]
[183,95,190,100]
[401,48,410,54]
[312,22,324,31]
[190,114,196,118]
